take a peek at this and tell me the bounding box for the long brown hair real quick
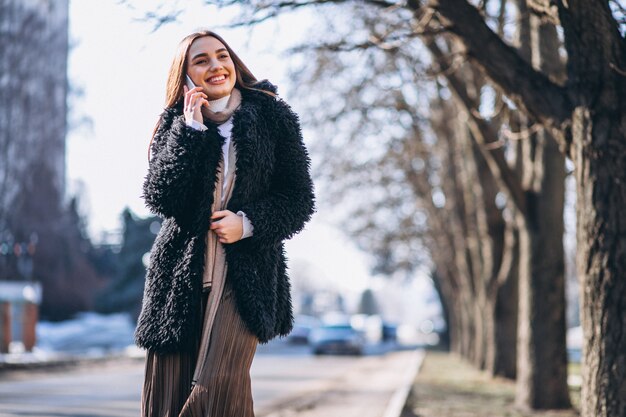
[148,30,276,161]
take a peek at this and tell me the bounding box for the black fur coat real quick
[134,80,315,353]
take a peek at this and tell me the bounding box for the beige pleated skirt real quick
[141,281,258,417]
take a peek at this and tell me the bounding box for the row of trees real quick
[95,209,160,320]
[170,1,625,415]
[283,2,571,406]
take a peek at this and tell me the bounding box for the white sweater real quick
[187,94,254,239]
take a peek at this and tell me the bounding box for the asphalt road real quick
[0,341,422,417]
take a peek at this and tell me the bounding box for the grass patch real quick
[402,351,580,417]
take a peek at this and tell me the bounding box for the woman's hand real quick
[210,210,243,244]
[183,85,209,125]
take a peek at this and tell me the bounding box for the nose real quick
[209,58,223,71]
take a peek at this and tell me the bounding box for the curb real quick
[382,349,425,417]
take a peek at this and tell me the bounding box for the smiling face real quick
[186,36,237,100]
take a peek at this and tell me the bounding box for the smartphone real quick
[186,74,196,90]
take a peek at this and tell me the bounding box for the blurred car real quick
[287,315,321,344]
[309,324,365,355]
[36,312,136,354]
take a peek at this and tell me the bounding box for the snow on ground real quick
[35,312,137,355]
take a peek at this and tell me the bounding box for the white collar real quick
[208,95,231,112]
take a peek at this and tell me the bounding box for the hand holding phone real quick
[183,74,208,125]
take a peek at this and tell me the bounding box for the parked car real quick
[287,315,321,344]
[309,324,365,355]
[36,312,136,354]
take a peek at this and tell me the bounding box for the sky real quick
[65,0,437,309]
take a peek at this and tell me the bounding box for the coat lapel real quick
[226,91,269,210]
[182,87,273,220]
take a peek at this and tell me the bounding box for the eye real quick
[219,54,229,59]
[195,59,207,64]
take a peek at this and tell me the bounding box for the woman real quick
[134,30,315,417]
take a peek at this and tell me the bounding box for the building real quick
[0,0,69,272]
[0,0,68,205]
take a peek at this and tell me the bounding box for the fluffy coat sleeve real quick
[141,110,211,225]
[239,100,316,246]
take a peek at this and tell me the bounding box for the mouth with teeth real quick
[206,74,228,84]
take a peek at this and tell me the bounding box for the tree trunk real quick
[488,224,519,379]
[509,6,570,408]
[470,124,519,379]
[573,107,626,417]
[459,299,475,359]
[431,269,452,350]
[561,2,626,414]
[456,120,490,369]
[515,129,570,408]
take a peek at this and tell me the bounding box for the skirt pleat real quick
[141,282,258,417]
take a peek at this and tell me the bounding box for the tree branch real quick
[427,39,527,215]
[285,26,447,53]
[411,0,574,150]
[221,0,399,27]
[526,0,560,26]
